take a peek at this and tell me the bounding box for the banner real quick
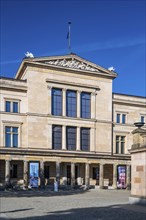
[29,162,39,188]
[117,166,126,189]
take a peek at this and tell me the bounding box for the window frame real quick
[52,88,63,116]
[115,135,125,154]
[116,113,127,124]
[80,92,91,119]
[66,90,77,118]
[52,125,62,150]
[5,126,19,148]
[80,128,90,151]
[5,99,20,113]
[66,126,76,151]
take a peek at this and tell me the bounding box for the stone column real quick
[77,91,81,118]
[76,127,80,151]
[71,162,75,188]
[56,161,60,185]
[85,163,90,188]
[23,160,28,188]
[40,161,45,188]
[48,86,52,115]
[99,163,104,189]
[5,160,10,186]
[126,165,131,190]
[62,88,66,117]
[113,164,117,189]
[91,92,96,119]
[62,125,66,150]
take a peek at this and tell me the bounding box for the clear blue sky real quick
[0,0,146,96]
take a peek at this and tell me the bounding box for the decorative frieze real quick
[46,59,98,72]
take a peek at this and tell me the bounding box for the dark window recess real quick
[52,88,62,116]
[122,114,126,124]
[116,114,120,123]
[66,127,76,150]
[66,90,77,117]
[10,164,18,178]
[93,167,99,180]
[80,128,90,151]
[6,101,11,112]
[44,166,50,179]
[52,125,62,150]
[81,92,91,118]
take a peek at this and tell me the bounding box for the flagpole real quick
[67,22,71,53]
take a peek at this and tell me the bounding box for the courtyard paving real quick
[0,189,146,220]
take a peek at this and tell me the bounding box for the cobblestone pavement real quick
[0,189,146,220]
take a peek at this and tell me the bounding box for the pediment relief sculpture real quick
[45,59,99,72]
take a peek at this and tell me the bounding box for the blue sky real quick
[0,0,146,96]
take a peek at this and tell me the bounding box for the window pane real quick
[6,126,11,132]
[6,101,11,112]
[13,102,18,113]
[121,142,125,154]
[116,141,119,154]
[81,92,91,118]
[13,134,18,147]
[12,127,18,133]
[52,125,62,150]
[66,90,77,117]
[52,88,62,116]
[81,128,90,151]
[5,133,11,147]
[122,114,126,124]
[116,114,120,123]
[66,127,76,150]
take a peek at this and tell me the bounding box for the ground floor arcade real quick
[0,154,131,190]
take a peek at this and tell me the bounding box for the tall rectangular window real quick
[81,92,91,118]
[116,136,125,154]
[116,114,120,123]
[6,101,11,112]
[66,126,76,151]
[52,125,62,150]
[116,136,120,154]
[13,102,18,113]
[66,90,77,117]
[5,101,19,113]
[5,127,18,148]
[141,116,145,123]
[122,114,126,124]
[52,88,62,116]
[81,128,90,151]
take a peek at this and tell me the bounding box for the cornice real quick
[0,148,131,161]
[46,78,100,90]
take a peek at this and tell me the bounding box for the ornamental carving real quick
[46,59,98,72]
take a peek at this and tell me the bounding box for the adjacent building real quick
[0,54,146,189]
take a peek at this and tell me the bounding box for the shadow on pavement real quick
[0,204,146,220]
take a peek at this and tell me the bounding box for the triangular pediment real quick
[30,54,111,74]
[16,54,117,79]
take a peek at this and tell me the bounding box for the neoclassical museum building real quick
[0,54,146,189]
